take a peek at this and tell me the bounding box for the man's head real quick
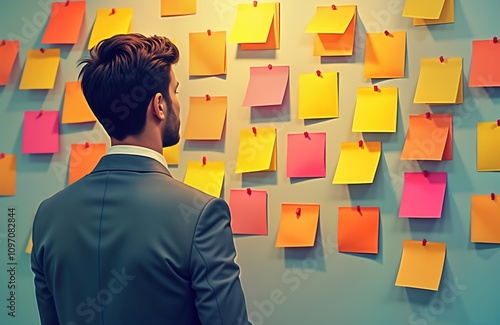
[78,33,180,149]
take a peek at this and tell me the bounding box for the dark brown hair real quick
[78,33,180,140]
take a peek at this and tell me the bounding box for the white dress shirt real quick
[106,145,169,171]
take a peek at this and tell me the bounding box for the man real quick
[31,33,250,325]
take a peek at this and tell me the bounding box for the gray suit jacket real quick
[31,154,250,325]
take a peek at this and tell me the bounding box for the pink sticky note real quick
[469,40,500,87]
[287,132,326,178]
[229,189,268,235]
[242,65,289,107]
[399,172,447,218]
[22,111,60,154]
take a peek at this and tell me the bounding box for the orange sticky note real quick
[401,114,452,161]
[189,31,226,76]
[275,203,320,247]
[243,65,289,107]
[69,143,107,185]
[88,8,132,50]
[364,31,406,79]
[413,0,454,26]
[163,143,180,165]
[0,40,20,86]
[306,5,357,56]
[22,111,60,154]
[0,154,16,196]
[469,40,500,87]
[229,189,268,235]
[161,0,197,16]
[471,194,500,244]
[184,96,227,140]
[338,207,379,254]
[62,81,96,124]
[19,49,60,90]
[395,240,446,291]
[42,1,86,44]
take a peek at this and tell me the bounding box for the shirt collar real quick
[106,145,169,171]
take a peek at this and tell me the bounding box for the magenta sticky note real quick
[242,65,289,107]
[229,189,268,235]
[399,172,447,218]
[22,111,60,154]
[287,132,326,178]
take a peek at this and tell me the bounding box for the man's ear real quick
[151,92,165,120]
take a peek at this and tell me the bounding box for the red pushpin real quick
[439,56,445,63]
[111,8,116,15]
[358,140,364,148]
[425,112,431,119]
[384,30,390,36]
[247,188,252,195]
[252,127,257,136]
[304,131,310,139]
[40,48,45,54]
[422,238,427,246]
[202,156,207,165]
[253,1,257,6]
[374,85,379,92]
[1,40,6,46]
[268,64,272,70]
[39,109,44,117]
[205,94,211,101]
[84,142,90,148]
[207,29,211,36]
[65,0,70,6]
[497,119,500,126]
[423,170,429,177]
[494,37,498,44]
[316,70,322,77]
[0,153,5,159]
[331,4,337,10]
[356,205,361,213]
[491,193,496,200]
[296,207,301,217]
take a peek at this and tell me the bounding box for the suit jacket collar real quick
[91,154,172,177]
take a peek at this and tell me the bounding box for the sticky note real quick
[469,40,500,87]
[243,66,289,107]
[61,81,96,124]
[403,0,446,19]
[229,189,268,235]
[298,71,338,119]
[352,87,398,133]
[287,132,326,178]
[229,3,280,50]
[338,207,379,254]
[0,154,16,196]
[184,96,227,140]
[333,142,381,184]
[401,114,452,161]
[88,8,132,50]
[68,143,106,185]
[275,203,320,247]
[184,161,225,198]
[306,5,357,56]
[42,1,86,44]
[414,57,463,104]
[235,128,276,173]
[0,40,20,86]
[189,31,226,76]
[161,0,196,16]
[19,49,60,90]
[477,122,500,171]
[413,0,454,26]
[399,172,447,218]
[471,194,500,244]
[22,111,59,154]
[395,240,446,291]
[26,231,33,254]
[163,143,180,165]
[364,31,406,79]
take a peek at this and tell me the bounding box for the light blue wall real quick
[1,0,500,324]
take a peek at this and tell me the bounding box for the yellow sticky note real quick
[235,128,276,173]
[299,71,338,119]
[471,195,500,244]
[275,204,320,247]
[184,96,227,140]
[414,57,463,104]
[414,0,454,26]
[88,8,132,50]
[189,31,226,76]
[62,81,96,124]
[0,154,16,196]
[19,49,60,90]
[364,31,406,79]
[403,0,446,19]
[184,161,225,197]
[333,142,381,184]
[395,240,446,291]
[352,87,398,133]
[229,3,280,50]
[163,143,180,165]
[477,122,500,171]
[161,0,196,16]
